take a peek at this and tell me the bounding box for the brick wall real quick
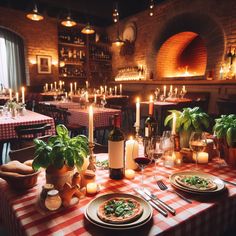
[106,0,236,81]
[0,7,58,87]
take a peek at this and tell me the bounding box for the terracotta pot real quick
[179,130,191,148]
[46,165,75,190]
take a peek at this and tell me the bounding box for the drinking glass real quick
[101,97,107,109]
[189,132,207,170]
[133,138,153,189]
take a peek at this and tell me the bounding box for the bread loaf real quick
[1,161,35,175]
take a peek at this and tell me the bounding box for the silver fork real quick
[157,180,192,204]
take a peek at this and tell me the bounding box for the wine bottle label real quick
[145,127,149,137]
[108,140,124,168]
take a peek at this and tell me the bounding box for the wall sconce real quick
[29,58,37,65]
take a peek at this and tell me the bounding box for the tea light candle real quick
[193,152,209,164]
[16,92,19,103]
[86,182,98,194]
[120,84,122,95]
[125,137,139,170]
[125,169,135,179]
[136,97,140,127]
[9,89,12,101]
[163,85,166,97]
[88,105,94,143]
[21,87,25,104]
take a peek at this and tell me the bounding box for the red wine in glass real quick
[134,157,152,168]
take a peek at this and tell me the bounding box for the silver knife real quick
[143,188,176,215]
[134,188,168,217]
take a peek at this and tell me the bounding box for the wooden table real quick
[0,110,55,165]
[0,154,236,236]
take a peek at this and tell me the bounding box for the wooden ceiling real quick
[0,0,165,26]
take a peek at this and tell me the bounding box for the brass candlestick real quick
[87,142,96,172]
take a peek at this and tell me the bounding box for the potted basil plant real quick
[213,114,236,168]
[164,107,210,148]
[33,124,89,189]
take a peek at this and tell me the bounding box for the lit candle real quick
[54,81,57,90]
[88,105,94,143]
[45,83,48,92]
[125,137,139,170]
[109,87,112,95]
[50,83,53,91]
[125,169,135,179]
[59,81,62,90]
[65,92,68,99]
[94,94,97,104]
[16,92,19,103]
[182,85,186,92]
[120,84,122,95]
[86,81,88,89]
[62,81,65,86]
[74,82,77,92]
[105,85,107,94]
[9,89,12,101]
[170,85,173,94]
[85,92,89,102]
[163,85,166,97]
[172,113,176,135]
[174,87,178,95]
[115,86,117,95]
[193,152,209,164]
[100,86,103,94]
[21,87,25,104]
[86,182,97,194]
[70,83,73,93]
[136,97,140,127]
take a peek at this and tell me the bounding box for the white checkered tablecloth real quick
[0,110,55,141]
[0,154,236,236]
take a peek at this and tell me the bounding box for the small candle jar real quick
[45,190,62,211]
[86,182,98,194]
[81,170,96,188]
[40,184,54,205]
[125,169,135,179]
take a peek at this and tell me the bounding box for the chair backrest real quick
[9,145,35,162]
[54,107,71,126]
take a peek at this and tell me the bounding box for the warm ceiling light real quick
[149,0,154,16]
[81,23,95,34]
[112,37,124,47]
[26,5,44,21]
[61,16,77,27]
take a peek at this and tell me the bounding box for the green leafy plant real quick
[213,114,236,147]
[32,124,89,171]
[164,107,210,132]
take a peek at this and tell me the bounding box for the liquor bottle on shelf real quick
[108,114,125,180]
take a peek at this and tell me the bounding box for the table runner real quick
[0,154,236,236]
[0,110,55,141]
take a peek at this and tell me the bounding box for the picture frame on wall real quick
[37,55,52,74]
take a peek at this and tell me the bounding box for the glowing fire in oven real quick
[175,66,197,77]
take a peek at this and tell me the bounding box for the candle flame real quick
[136,97,140,103]
[149,95,153,102]
[129,136,133,140]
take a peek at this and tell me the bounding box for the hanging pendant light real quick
[149,0,155,16]
[26,4,44,21]
[81,23,95,35]
[112,37,124,47]
[61,15,77,27]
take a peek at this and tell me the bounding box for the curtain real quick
[0,37,8,88]
[0,28,26,91]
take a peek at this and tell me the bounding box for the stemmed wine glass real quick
[133,138,153,189]
[189,132,207,170]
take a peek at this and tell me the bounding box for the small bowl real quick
[0,167,40,190]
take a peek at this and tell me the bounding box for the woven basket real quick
[0,168,40,190]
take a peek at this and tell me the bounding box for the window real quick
[0,37,9,88]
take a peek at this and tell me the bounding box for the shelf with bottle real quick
[59,46,86,64]
[89,44,112,62]
[59,66,86,79]
[58,32,85,46]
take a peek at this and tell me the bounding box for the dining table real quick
[0,153,235,236]
[0,110,55,165]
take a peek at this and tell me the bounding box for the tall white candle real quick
[88,105,94,143]
[59,81,62,90]
[163,85,166,97]
[54,82,57,90]
[74,82,77,92]
[70,83,73,93]
[170,85,173,94]
[115,86,117,95]
[86,81,88,89]
[174,88,178,95]
[65,92,68,99]
[109,87,112,95]
[125,137,139,170]
[21,87,25,104]
[45,83,48,92]
[120,84,122,95]
[182,85,186,92]
[16,92,19,103]
[172,113,176,135]
[9,89,12,101]
[136,97,140,127]
[94,94,97,104]
[50,83,53,91]
[105,85,107,94]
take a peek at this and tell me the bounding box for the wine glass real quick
[134,138,153,189]
[101,96,107,109]
[189,132,207,170]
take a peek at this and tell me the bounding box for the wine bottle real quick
[108,114,125,180]
[144,100,157,138]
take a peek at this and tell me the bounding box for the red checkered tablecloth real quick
[0,110,55,141]
[0,154,236,236]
